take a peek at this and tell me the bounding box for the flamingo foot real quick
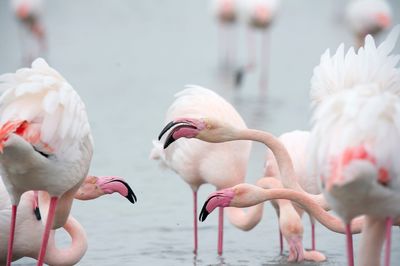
[304,249,326,262]
[287,236,304,262]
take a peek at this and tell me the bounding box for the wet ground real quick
[1,0,400,265]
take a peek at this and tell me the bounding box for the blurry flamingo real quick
[211,0,239,70]
[309,26,400,266]
[151,86,252,255]
[10,0,47,64]
[345,0,392,48]
[0,175,136,264]
[264,130,324,260]
[237,0,280,91]
[0,58,93,266]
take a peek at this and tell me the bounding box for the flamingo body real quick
[152,86,251,254]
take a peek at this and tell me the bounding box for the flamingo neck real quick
[44,216,88,265]
[235,129,302,192]
[242,181,361,234]
[225,203,264,231]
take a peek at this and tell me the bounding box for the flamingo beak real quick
[98,177,137,204]
[199,188,235,222]
[158,119,200,149]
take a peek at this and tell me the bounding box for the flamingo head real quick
[324,145,389,191]
[279,209,305,262]
[16,2,30,19]
[219,0,236,22]
[158,117,235,148]
[75,175,137,204]
[199,188,235,222]
[375,12,391,29]
[199,183,263,221]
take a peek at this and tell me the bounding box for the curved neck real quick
[235,129,302,192]
[44,216,88,265]
[246,182,362,234]
[234,129,331,211]
[225,203,264,231]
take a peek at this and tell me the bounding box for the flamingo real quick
[345,0,392,48]
[197,179,399,261]
[0,58,93,266]
[308,26,400,266]
[151,86,252,255]
[0,175,136,264]
[210,0,239,70]
[238,0,280,91]
[264,130,324,260]
[10,0,47,64]
[157,114,332,258]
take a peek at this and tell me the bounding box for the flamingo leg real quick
[246,27,257,70]
[37,196,58,266]
[279,228,283,255]
[346,223,354,266]
[384,217,393,266]
[311,222,316,250]
[6,205,17,266]
[259,28,270,94]
[193,190,198,255]
[217,207,224,255]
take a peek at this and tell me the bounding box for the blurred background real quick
[0,0,400,265]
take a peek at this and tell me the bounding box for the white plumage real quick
[310,25,400,105]
[0,58,92,162]
[152,85,251,189]
[0,58,93,265]
[308,26,400,265]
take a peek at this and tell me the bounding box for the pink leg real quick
[217,207,224,255]
[193,191,198,255]
[346,223,354,266]
[311,223,316,250]
[279,229,283,255]
[259,28,270,94]
[246,28,257,70]
[37,197,58,266]
[6,205,17,266]
[384,217,393,266]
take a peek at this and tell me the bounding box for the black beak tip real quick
[163,135,176,149]
[199,209,209,222]
[34,207,41,221]
[158,121,176,141]
[114,179,137,204]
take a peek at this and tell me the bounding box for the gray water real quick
[1,0,400,265]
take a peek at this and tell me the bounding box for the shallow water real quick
[1,0,400,265]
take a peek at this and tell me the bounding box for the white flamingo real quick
[211,0,239,69]
[151,86,252,255]
[238,0,280,91]
[0,58,93,266]
[345,0,392,47]
[309,26,400,266]
[0,175,136,264]
[10,0,47,64]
